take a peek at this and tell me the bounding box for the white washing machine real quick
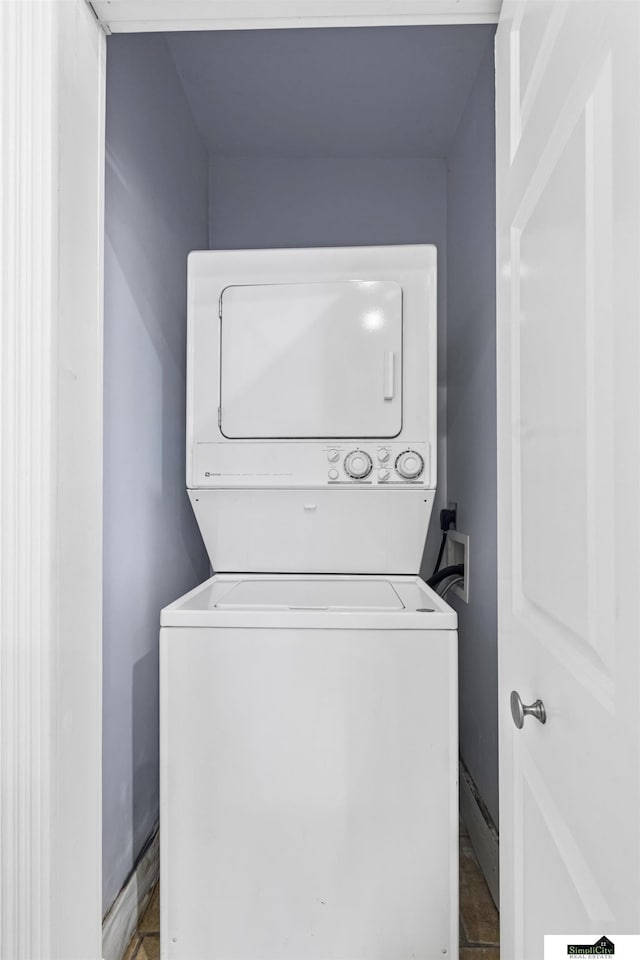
[160,246,458,960]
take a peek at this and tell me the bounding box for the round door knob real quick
[327,449,340,463]
[378,448,390,463]
[344,450,372,479]
[510,690,546,729]
[395,450,424,480]
[378,468,390,482]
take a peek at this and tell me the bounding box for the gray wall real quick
[103,34,210,914]
[209,156,448,570]
[446,39,498,826]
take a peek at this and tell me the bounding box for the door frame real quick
[89,0,502,33]
[1,2,105,958]
[0,1,501,956]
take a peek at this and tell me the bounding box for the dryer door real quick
[219,280,402,439]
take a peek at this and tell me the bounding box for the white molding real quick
[91,0,502,32]
[50,3,106,957]
[459,762,500,909]
[0,4,56,955]
[102,828,159,960]
[0,2,105,957]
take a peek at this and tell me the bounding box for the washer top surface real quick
[161,574,457,630]
[214,578,404,610]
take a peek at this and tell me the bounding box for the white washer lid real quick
[214,578,404,610]
[160,575,457,628]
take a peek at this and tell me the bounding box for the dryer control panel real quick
[192,441,431,488]
[338,445,425,482]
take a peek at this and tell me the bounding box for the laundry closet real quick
[102,20,498,953]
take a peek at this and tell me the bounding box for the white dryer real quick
[160,246,458,960]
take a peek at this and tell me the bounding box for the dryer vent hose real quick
[426,563,464,589]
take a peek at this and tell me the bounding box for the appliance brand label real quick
[204,471,293,477]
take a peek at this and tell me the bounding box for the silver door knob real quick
[510,690,546,729]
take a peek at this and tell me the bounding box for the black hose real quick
[426,563,464,589]
[432,531,448,576]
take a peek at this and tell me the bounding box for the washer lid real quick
[160,574,457,629]
[214,578,404,610]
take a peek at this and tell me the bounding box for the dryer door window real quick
[219,280,402,439]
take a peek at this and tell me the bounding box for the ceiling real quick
[165,25,495,159]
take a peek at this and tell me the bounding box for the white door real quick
[497,2,640,957]
[220,280,403,438]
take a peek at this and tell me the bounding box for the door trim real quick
[89,0,502,34]
[0,2,105,957]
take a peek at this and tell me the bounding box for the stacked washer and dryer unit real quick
[160,245,459,960]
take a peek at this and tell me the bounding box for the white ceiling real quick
[165,25,495,159]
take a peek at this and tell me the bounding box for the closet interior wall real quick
[102,24,497,915]
[103,34,211,914]
[446,40,498,829]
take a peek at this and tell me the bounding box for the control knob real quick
[344,450,373,480]
[378,448,391,463]
[378,468,390,482]
[327,449,340,463]
[395,450,424,480]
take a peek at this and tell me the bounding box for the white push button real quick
[328,469,339,480]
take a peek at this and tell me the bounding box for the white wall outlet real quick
[446,530,469,603]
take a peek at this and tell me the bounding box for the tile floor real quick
[124,828,499,960]
[124,883,159,960]
[459,822,500,959]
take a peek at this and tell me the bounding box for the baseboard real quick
[459,763,499,909]
[102,825,159,960]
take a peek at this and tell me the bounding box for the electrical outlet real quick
[440,502,457,531]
